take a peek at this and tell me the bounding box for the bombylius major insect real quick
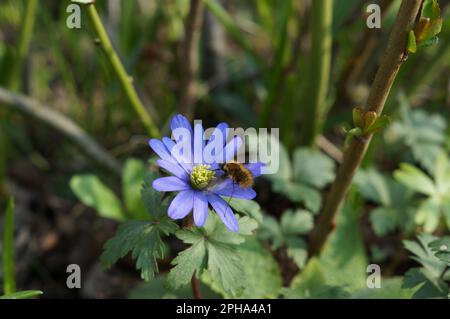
[220,161,254,189]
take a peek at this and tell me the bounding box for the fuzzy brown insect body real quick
[220,162,254,188]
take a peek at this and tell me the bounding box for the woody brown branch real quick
[309,0,424,256]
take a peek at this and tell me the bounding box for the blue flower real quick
[149,114,263,232]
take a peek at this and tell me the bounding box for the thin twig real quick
[316,135,343,164]
[309,0,423,256]
[0,87,122,177]
[85,3,160,138]
[179,0,205,120]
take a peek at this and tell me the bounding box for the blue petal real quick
[206,122,228,148]
[152,177,191,192]
[162,137,176,152]
[168,190,194,219]
[156,159,189,180]
[149,139,175,163]
[207,194,239,232]
[212,180,257,199]
[170,114,193,136]
[245,162,265,177]
[193,191,208,227]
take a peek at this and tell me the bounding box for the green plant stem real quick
[299,0,333,146]
[259,0,292,127]
[179,0,204,120]
[309,0,423,256]
[8,0,38,91]
[85,4,160,138]
[1,0,38,200]
[2,197,16,295]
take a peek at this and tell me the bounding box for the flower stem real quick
[299,0,333,146]
[182,216,202,298]
[309,0,423,256]
[85,4,160,138]
[191,273,203,299]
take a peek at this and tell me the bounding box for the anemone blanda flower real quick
[149,114,263,232]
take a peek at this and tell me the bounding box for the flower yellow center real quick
[190,164,215,190]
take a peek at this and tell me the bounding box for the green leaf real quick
[370,207,397,236]
[354,169,391,206]
[141,171,167,217]
[0,290,43,299]
[403,234,449,298]
[207,242,246,296]
[202,238,282,298]
[318,204,368,292]
[122,158,148,219]
[293,148,335,189]
[385,96,447,173]
[280,209,313,236]
[70,174,126,222]
[352,107,365,128]
[287,204,368,295]
[207,215,258,245]
[352,278,417,299]
[258,215,284,250]
[100,220,178,281]
[408,30,417,53]
[416,198,441,233]
[364,115,390,135]
[226,197,263,224]
[403,234,447,278]
[422,0,441,20]
[283,258,327,298]
[403,268,448,298]
[394,163,436,196]
[271,180,322,213]
[169,213,258,296]
[286,237,308,269]
[433,153,450,195]
[167,240,207,290]
[2,197,15,295]
[429,237,450,264]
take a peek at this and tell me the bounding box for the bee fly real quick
[220,161,254,189]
